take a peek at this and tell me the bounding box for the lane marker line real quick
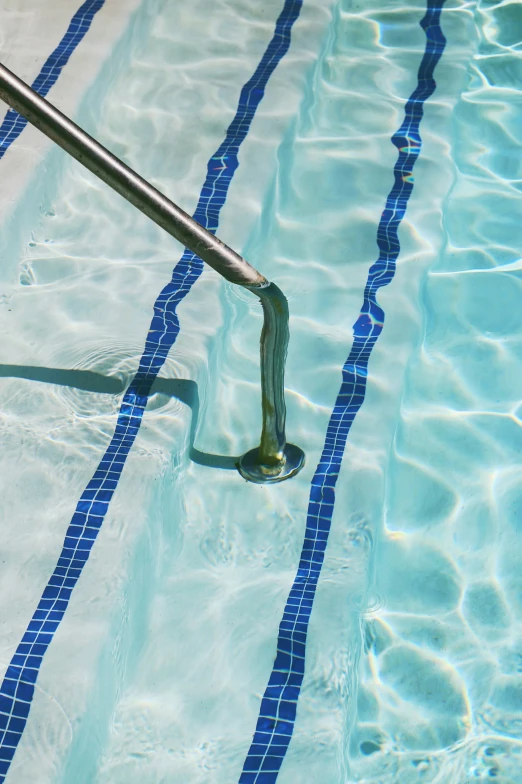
[238,3,447,781]
[0,1,304,779]
[0,0,106,158]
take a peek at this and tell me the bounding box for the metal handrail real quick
[0,62,304,483]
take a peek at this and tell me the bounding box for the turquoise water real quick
[0,0,521,782]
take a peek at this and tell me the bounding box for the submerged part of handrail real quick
[0,62,305,483]
[240,281,304,483]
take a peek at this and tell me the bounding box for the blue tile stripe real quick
[0,1,303,779]
[0,0,106,159]
[238,3,447,782]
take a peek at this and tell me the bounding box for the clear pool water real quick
[0,0,521,782]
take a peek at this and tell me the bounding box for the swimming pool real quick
[0,0,521,781]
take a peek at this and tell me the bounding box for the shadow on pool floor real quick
[0,364,239,470]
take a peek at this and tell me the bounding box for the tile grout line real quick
[0,0,106,158]
[237,2,448,781]
[0,0,304,779]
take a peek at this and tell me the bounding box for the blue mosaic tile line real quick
[0,0,303,779]
[238,3,447,782]
[0,0,106,159]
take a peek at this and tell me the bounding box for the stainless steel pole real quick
[0,62,263,286]
[0,61,304,482]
